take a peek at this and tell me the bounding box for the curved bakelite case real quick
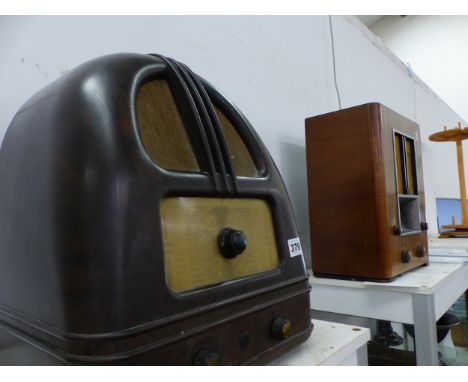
[0,53,312,365]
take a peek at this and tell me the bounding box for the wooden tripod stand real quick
[429,122,468,237]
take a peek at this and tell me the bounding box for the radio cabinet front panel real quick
[306,103,428,281]
[162,197,279,293]
[380,107,428,279]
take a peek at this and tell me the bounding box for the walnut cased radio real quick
[0,53,312,365]
[305,103,428,281]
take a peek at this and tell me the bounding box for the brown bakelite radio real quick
[0,53,312,365]
[305,103,429,281]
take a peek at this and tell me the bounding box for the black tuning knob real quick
[421,221,429,231]
[417,246,426,258]
[401,250,412,264]
[270,316,292,340]
[239,330,251,349]
[193,349,222,366]
[218,228,247,259]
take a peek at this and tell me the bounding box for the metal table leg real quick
[412,294,438,365]
[464,289,468,322]
[356,344,368,366]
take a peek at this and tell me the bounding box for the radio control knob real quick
[417,246,426,257]
[401,250,412,264]
[393,225,402,235]
[421,221,429,231]
[218,228,247,259]
[239,330,250,349]
[271,317,292,340]
[193,349,222,366]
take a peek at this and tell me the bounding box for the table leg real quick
[412,294,438,365]
[356,344,368,366]
[464,289,468,322]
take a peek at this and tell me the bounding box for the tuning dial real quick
[401,250,412,264]
[421,221,429,231]
[417,246,426,258]
[193,349,222,366]
[271,316,292,340]
[218,228,247,259]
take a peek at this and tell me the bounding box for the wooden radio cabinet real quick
[305,103,428,281]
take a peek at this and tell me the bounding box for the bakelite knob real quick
[271,316,292,340]
[421,221,429,231]
[401,250,412,264]
[218,228,247,259]
[239,330,250,349]
[193,349,222,366]
[417,246,426,258]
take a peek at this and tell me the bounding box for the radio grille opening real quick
[394,131,420,235]
[136,80,199,172]
[214,106,258,178]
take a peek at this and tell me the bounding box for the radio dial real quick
[401,250,412,264]
[417,246,426,257]
[271,316,292,340]
[218,228,247,259]
[193,349,222,366]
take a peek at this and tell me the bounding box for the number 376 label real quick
[288,237,303,258]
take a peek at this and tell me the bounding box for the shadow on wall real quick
[279,140,311,269]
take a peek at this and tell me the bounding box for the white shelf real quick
[269,320,370,366]
[309,262,468,365]
[311,263,463,294]
[429,237,468,263]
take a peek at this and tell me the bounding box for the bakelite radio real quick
[305,103,428,281]
[0,53,312,365]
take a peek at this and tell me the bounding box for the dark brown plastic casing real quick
[0,53,312,365]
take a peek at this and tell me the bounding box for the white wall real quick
[370,15,468,226]
[0,16,464,265]
[371,16,468,122]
